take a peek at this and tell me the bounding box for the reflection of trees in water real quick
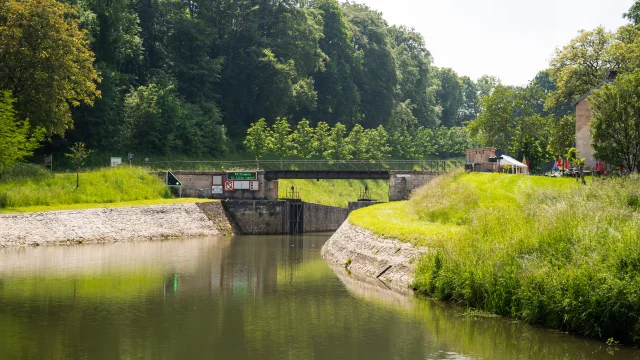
[329,264,640,360]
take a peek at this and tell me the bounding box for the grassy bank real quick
[279,179,389,208]
[0,165,171,210]
[351,171,640,345]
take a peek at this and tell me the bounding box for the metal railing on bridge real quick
[144,159,465,172]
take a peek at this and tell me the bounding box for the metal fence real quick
[144,159,466,172]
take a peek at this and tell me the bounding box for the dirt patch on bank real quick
[321,221,428,294]
[0,203,231,247]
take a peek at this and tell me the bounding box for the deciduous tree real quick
[0,0,100,134]
[268,117,296,164]
[590,71,640,173]
[0,91,44,176]
[244,118,269,162]
[547,27,616,110]
[292,119,316,159]
[65,142,92,189]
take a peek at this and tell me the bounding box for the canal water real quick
[0,234,638,360]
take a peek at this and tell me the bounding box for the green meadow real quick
[279,179,389,208]
[351,171,640,345]
[0,165,172,211]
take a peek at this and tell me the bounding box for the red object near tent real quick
[555,157,563,169]
[564,159,570,170]
[594,161,600,172]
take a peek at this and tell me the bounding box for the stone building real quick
[572,72,616,168]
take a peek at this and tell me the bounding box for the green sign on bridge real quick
[228,172,257,181]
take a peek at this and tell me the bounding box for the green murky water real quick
[0,234,637,359]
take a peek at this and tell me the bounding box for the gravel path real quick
[321,220,428,294]
[0,203,228,247]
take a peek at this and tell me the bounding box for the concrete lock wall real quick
[222,200,286,235]
[223,200,349,235]
[303,203,349,233]
[348,201,383,213]
[167,171,278,200]
[389,171,438,201]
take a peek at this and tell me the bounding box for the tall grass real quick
[0,165,170,208]
[352,171,640,345]
[279,179,389,208]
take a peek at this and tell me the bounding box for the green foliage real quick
[434,68,463,127]
[312,0,361,126]
[470,85,553,172]
[343,2,397,128]
[313,121,333,159]
[123,73,226,156]
[347,124,367,159]
[350,172,640,345]
[0,0,100,135]
[244,119,269,160]
[547,27,616,110]
[268,117,296,159]
[547,115,576,157]
[458,76,480,124]
[0,164,52,183]
[292,119,316,159]
[327,123,350,160]
[0,166,171,209]
[625,1,640,25]
[279,179,389,208]
[243,118,471,160]
[471,85,525,154]
[0,91,44,175]
[590,70,640,172]
[363,126,391,160]
[390,25,438,128]
[65,142,92,170]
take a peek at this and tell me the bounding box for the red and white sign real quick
[224,180,235,192]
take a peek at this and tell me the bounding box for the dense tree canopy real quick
[3,0,640,174]
[0,0,100,135]
[590,71,640,172]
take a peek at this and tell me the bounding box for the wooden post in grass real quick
[65,142,93,189]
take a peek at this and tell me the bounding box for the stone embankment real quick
[0,202,233,247]
[321,221,428,294]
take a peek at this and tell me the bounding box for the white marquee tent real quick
[500,155,529,175]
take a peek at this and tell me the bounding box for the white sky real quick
[355,0,634,85]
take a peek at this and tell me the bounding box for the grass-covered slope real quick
[279,179,389,208]
[351,171,640,345]
[0,165,171,209]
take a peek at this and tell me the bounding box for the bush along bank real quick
[349,171,640,345]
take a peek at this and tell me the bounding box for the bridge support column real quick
[389,171,439,201]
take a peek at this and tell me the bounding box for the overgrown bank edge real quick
[349,171,640,346]
[0,165,171,210]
